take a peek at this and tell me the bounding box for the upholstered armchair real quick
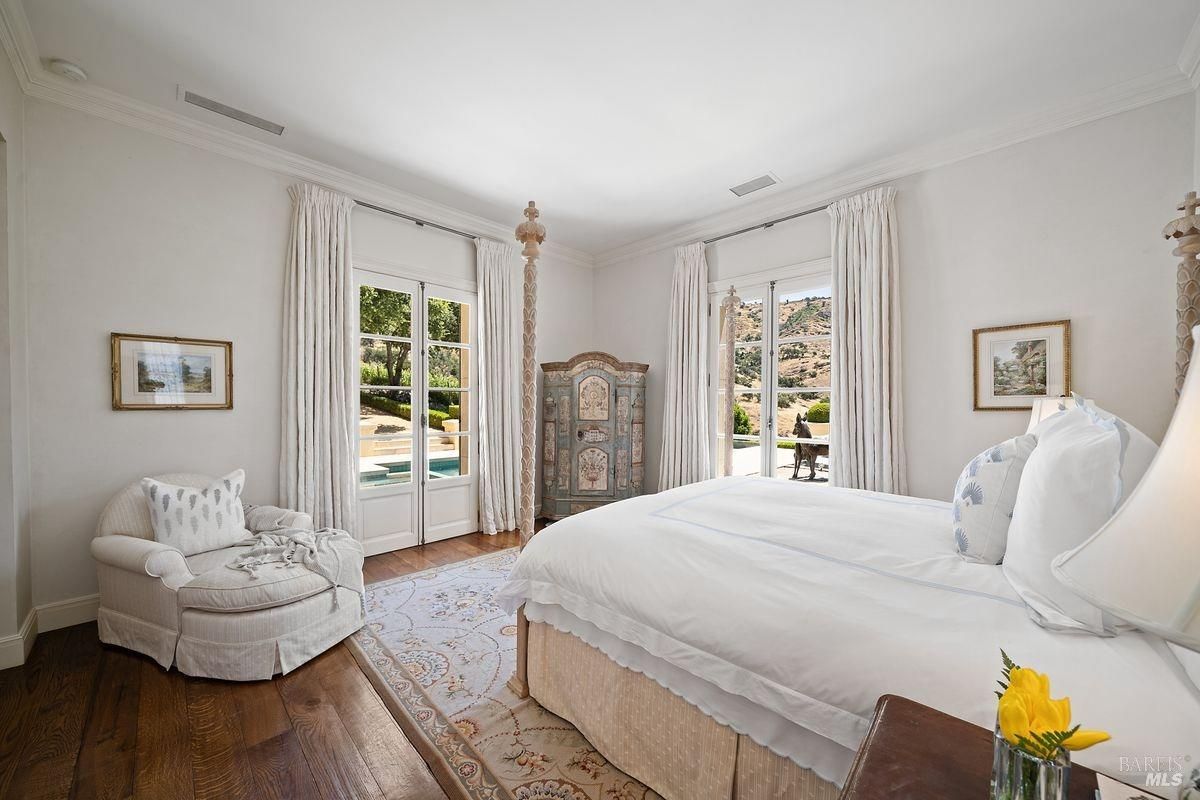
[92,473,364,680]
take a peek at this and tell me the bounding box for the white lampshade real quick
[1026,397,1069,433]
[1052,326,1200,652]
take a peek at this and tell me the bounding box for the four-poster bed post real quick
[509,200,545,697]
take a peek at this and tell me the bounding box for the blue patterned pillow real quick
[952,434,1037,564]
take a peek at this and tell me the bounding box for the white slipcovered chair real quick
[91,473,365,681]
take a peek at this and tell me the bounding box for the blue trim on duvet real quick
[649,479,1023,609]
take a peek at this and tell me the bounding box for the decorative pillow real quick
[1003,408,1125,634]
[951,434,1037,564]
[142,470,248,556]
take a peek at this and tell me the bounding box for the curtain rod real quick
[703,203,829,245]
[356,200,480,241]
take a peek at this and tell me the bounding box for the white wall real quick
[592,212,829,495]
[0,44,29,651]
[23,99,592,612]
[1195,87,1200,188]
[24,99,293,609]
[594,94,1193,501]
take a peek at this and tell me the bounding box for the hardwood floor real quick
[0,530,521,800]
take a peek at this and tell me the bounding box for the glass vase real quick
[990,725,1070,800]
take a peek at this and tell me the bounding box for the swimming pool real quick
[361,454,461,485]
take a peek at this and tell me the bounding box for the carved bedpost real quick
[1165,192,1200,396]
[509,201,545,698]
[515,201,546,546]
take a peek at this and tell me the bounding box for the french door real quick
[354,270,479,555]
[712,270,833,481]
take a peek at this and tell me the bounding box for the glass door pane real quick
[422,287,478,543]
[425,294,470,481]
[728,291,769,476]
[358,284,416,488]
[772,286,833,482]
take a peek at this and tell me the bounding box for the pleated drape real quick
[475,238,522,534]
[658,242,711,490]
[280,183,357,530]
[828,187,907,494]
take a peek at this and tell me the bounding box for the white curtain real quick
[658,242,711,490]
[280,183,357,529]
[828,187,907,494]
[475,238,522,534]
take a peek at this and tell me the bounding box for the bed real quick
[496,475,1200,800]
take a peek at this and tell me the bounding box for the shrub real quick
[733,403,750,435]
[360,392,409,419]
[360,392,448,431]
[806,401,831,423]
[448,404,460,420]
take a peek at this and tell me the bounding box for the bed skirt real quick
[527,621,840,800]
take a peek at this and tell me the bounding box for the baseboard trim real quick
[0,609,37,670]
[35,594,100,633]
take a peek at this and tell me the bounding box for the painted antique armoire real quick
[541,352,649,519]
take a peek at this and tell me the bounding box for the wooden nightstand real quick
[839,695,1100,799]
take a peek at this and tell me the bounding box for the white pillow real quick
[951,433,1037,564]
[142,470,248,556]
[1004,408,1125,634]
[1061,393,1158,503]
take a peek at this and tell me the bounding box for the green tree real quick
[358,288,463,388]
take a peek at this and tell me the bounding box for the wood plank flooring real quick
[0,530,521,800]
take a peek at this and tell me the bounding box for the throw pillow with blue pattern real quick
[952,434,1037,564]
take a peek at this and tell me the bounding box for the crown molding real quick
[0,0,34,92]
[0,0,1194,272]
[0,0,595,271]
[595,65,1193,267]
[1180,9,1200,90]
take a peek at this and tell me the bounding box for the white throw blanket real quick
[243,503,314,534]
[228,528,364,608]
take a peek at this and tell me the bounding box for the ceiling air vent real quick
[729,173,779,198]
[183,91,285,136]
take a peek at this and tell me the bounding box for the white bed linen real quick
[496,476,1200,787]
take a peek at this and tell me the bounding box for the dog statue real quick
[790,413,829,481]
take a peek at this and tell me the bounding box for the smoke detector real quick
[180,89,285,136]
[730,173,780,198]
[47,59,87,82]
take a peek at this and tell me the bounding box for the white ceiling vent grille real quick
[183,91,285,136]
[729,174,779,198]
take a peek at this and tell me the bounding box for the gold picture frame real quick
[972,320,1071,411]
[111,332,233,410]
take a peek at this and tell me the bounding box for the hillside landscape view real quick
[732,291,832,442]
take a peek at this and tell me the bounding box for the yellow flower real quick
[997,666,1110,756]
[1062,729,1111,751]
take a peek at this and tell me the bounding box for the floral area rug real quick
[347,548,658,800]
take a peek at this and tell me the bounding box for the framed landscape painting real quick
[111,333,232,410]
[972,320,1070,411]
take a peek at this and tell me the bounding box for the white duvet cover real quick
[496,477,1200,787]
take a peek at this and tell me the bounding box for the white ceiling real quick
[19,0,1200,254]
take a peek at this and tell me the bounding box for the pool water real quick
[362,456,461,485]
